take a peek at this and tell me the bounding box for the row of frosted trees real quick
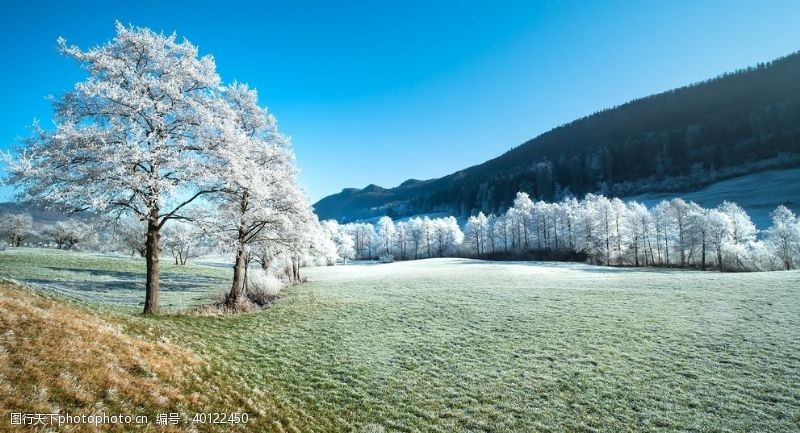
[323,192,800,272]
[322,216,464,262]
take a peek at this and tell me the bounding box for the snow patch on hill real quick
[625,168,800,228]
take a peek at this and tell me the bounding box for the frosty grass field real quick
[1,248,799,432]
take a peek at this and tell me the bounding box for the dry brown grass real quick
[0,281,204,432]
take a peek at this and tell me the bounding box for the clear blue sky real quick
[2,0,800,202]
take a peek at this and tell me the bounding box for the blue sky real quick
[2,1,800,202]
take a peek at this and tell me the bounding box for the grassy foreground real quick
[1,249,799,432]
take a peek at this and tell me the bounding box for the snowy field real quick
[203,259,800,431]
[2,251,799,431]
[626,168,800,228]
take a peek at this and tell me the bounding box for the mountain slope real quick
[314,51,800,222]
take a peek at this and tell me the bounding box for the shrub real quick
[246,269,284,306]
[379,253,394,263]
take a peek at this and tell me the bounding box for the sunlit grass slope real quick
[2,250,799,432]
[0,282,204,433]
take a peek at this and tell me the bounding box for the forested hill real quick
[314,51,800,222]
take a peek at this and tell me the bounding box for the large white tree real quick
[6,24,230,314]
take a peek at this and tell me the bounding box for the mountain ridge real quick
[314,50,800,222]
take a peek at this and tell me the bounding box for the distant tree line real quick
[322,193,800,272]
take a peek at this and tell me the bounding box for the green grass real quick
[2,249,799,432]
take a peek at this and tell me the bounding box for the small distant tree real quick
[162,221,202,265]
[394,221,410,260]
[113,218,147,257]
[705,209,732,271]
[1,213,34,247]
[765,205,800,270]
[408,217,425,259]
[45,220,94,250]
[670,198,692,267]
[377,216,396,257]
[466,212,488,256]
[432,217,463,257]
[321,220,355,264]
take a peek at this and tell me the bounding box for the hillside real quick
[0,201,77,224]
[626,167,800,228]
[0,282,204,433]
[314,51,800,222]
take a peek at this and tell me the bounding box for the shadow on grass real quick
[23,267,228,307]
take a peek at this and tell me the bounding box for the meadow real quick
[1,248,799,432]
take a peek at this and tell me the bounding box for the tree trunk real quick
[228,243,246,307]
[293,256,300,281]
[700,236,706,271]
[143,221,161,315]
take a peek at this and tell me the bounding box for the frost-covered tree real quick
[511,192,534,251]
[705,209,732,271]
[717,201,757,269]
[377,216,396,257]
[652,201,673,266]
[284,208,328,281]
[45,220,95,250]
[322,219,355,264]
[305,218,339,266]
[395,221,411,260]
[493,213,512,253]
[112,217,147,257]
[209,83,306,307]
[669,198,691,266]
[432,216,463,257]
[250,235,284,271]
[484,213,499,254]
[626,202,652,266]
[344,222,378,259]
[765,205,800,270]
[562,197,580,251]
[1,213,34,247]
[6,24,230,314]
[408,217,426,259]
[421,217,436,258]
[718,201,757,246]
[609,198,629,263]
[466,212,489,256]
[584,194,613,265]
[162,221,202,265]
